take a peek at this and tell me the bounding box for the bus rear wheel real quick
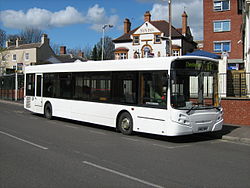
[44,102,53,120]
[118,112,133,135]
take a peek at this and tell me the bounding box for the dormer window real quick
[133,35,140,45]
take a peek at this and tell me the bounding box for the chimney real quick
[16,38,20,47]
[124,18,131,34]
[77,51,84,58]
[6,40,12,48]
[182,11,188,36]
[60,46,66,55]
[41,34,49,44]
[144,11,151,22]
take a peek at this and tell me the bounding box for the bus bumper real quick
[167,119,224,136]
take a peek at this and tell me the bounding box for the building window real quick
[115,52,127,60]
[154,34,161,43]
[133,36,140,45]
[172,50,180,56]
[213,0,230,11]
[25,53,29,61]
[12,54,17,61]
[214,20,231,32]
[214,41,231,53]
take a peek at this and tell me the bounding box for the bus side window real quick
[112,72,137,104]
[140,71,167,108]
[90,73,112,102]
[26,74,35,96]
[43,73,59,98]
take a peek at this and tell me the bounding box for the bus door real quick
[35,74,43,109]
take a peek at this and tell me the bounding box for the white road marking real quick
[122,137,191,149]
[121,137,140,142]
[0,130,48,150]
[13,110,24,114]
[153,143,191,149]
[29,117,39,120]
[89,130,107,135]
[47,120,78,129]
[83,161,165,188]
[60,123,78,129]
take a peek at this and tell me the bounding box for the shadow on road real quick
[33,113,239,144]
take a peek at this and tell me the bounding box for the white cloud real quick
[51,6,85,27]
[150,0,203,40]
[0,5,119,32]
[86,4,119,31]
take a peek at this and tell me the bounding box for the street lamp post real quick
[102,24,113,61]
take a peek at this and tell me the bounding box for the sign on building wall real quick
[134,23,160,35]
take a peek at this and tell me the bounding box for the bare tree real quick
[20,27,43,44]
[50,43,62,55]
[95,36,114,60]
[82,44,92,59]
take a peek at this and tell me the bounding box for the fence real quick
[0,74,24,100]
[219,71,250,98]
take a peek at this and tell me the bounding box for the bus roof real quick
[24,56,218,74]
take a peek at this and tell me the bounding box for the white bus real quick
[24,56,223,136]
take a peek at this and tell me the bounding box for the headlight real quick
[178,114,190,126]
[217,108,223,121]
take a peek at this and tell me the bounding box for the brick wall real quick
[203,0,243,59]
[221,98,250,126]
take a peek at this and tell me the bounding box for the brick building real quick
[203,0,250,126]
[203,0,243,69]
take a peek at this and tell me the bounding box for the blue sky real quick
[0,0,203,50]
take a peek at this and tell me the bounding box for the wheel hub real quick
[121,118,130,130]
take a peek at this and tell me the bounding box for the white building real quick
[113,11,197,60]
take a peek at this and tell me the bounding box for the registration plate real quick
[198,127,208,132]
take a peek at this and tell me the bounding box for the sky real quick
[0,0,203,50]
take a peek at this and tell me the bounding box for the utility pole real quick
[15,63,18,101]
[168,0,172,56]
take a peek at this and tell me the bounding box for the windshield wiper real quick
[186,102,203,115]
[186,105,198,115]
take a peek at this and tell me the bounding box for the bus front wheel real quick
[118,112,133,135]
[44,102,53,120]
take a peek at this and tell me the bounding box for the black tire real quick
[44,102,53,120]
[118,112,133,135]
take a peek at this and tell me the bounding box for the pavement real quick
[211,124,250,145]
[1,99,250,145]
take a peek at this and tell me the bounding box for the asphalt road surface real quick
[0,101,250,188]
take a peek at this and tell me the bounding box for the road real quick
[0,101,250,188]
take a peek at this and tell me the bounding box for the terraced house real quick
[0,34,55,74]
